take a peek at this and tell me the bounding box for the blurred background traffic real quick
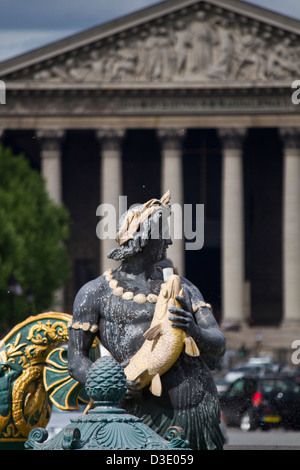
[212,348,300,447]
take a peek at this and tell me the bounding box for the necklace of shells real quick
[103,269,159,304]
[103,269,212,314]
[69,269,213,333]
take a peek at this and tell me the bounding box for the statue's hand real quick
[121,360,141,399]
[168,295,200,338]
[121,358,130,368]
[124,379,141,400]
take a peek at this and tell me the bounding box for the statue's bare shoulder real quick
[72,273,109,322]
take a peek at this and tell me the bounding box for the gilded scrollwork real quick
[11,365,50,437]
[0,312,72,443]
[27,320,69,345]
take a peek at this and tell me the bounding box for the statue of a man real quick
[68,192,226,450]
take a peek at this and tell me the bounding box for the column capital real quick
[95,129,125,152]
[36,129,65,152]
[157,128,186,151]
[279,127,300,150]
[218,128,247,150]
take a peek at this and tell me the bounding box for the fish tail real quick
[184,335,200,357]
[128,369,149,387]
[149,373,162,397]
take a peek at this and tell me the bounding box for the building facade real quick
[0,0,299,328]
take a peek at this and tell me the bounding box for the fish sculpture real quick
[124,273,200,397]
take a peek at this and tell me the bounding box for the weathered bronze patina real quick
[68,191,226,450]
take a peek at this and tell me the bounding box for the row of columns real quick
[96,129,125,272]
[218,127,300,327]
[280,128,300,326]
[36,130,65,311]
[24,127,300,325]
[218,128,247,326]
[96,128,186,274]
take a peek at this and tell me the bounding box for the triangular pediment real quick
[1,0,300,86]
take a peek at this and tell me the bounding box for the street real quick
[46,409,84,439]
[225,427,300,450]
[47,410,300,450]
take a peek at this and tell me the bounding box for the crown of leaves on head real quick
[116,190,171,246]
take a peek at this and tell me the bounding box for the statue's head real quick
[107,191,172,262]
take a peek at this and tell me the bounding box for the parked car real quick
[246,356,280,374]
[224,358,280,384]
[246,356,274,367]
[219,411,228,444]
[220,375,300,431]
[224,364,265,384]
[214,379,229,397]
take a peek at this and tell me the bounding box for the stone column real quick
[96,129,125,273]
[36,129,65,311]
[36,129,65,204]
[218,128,247,325]
[280,128,300,325]
[157,128,186,275]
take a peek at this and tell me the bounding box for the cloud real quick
[0,0,162,30]
[244,0,300,19]
[0,29,78,61]
[1,0,299,32]
[0,0,161,61]
[0,0,299,62]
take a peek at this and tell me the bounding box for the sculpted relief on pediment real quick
[32,8,300,84]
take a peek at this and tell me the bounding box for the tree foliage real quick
[0,144,70,331]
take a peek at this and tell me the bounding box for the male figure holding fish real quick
[68,191,226,450]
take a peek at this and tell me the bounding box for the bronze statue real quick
[68,191,226,450]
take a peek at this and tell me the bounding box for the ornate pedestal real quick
[25,356,190,451]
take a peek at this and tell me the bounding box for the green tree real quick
[0,144,70,332]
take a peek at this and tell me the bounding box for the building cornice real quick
[0,0,299,79]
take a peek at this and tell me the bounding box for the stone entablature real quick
[0,88,296,118]
[0,0,298,123]
[0,0,300,326]
[0,0,299,87]
[28,8,299,85]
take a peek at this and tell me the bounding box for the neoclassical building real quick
[0,0,299,329]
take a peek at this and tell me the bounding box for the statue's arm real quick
[68,279,101,384]
[169,278,226,359]
[193,302,226,359]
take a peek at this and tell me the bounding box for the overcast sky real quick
[0,0,299,62]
